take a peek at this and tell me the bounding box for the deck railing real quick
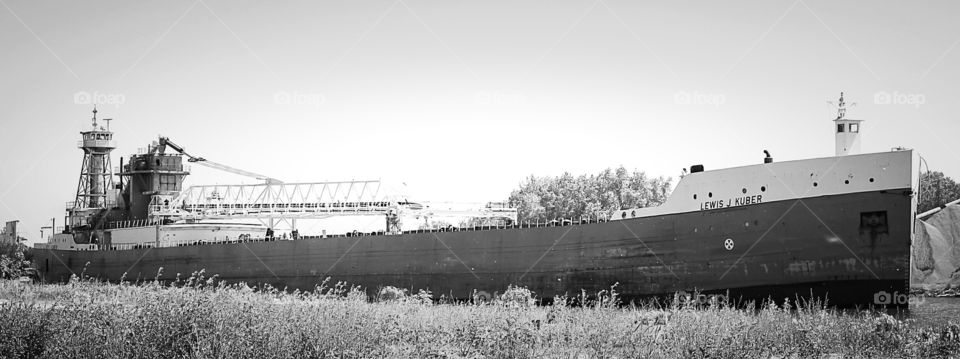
[108,219,162,229]
[93,215,613,251]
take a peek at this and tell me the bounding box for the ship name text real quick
[700,195,763,211]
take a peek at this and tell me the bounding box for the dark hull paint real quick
[35,189,913,308]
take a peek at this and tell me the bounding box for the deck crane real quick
[156,136,282,184]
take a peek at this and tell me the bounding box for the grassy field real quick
[0,276,958,359]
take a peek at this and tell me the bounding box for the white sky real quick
[1,0,959,244]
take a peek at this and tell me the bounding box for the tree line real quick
[506,166,672,222]
[920,171,960,213]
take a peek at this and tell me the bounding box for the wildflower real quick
[873,313,899,333]
[498,285,535,307]
[377,286,406,302]
[637,311,670,326]
[942,324,960,342]
[546,308,558,324]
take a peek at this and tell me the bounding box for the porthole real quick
[869,178,875,183]
[761,186,766,192]
[844,180,849,184]
[621,212,626,219]
[693,194,698,200]
[813,182,818,187]
[742,188,747,194]
[631,210,636,217]
[744,221,750,227]
[708,192,713,198]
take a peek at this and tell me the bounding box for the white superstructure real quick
[614,92,914,220]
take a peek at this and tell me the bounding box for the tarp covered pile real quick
[912,204,960,290]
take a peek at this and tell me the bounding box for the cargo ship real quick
[34,95,918,307]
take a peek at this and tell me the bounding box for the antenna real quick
[104,118,112,131]
[828,92,857,120]
[837,92,846,119]
[832,92,864,156]
[91,105,98,128]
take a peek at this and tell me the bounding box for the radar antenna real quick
[827,92,857,120]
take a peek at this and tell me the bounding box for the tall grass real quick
[0,276,957,358]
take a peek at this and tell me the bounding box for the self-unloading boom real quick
[148,136,516,231]
[157,136,282,184]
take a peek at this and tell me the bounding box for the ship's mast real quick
[68,107,117,229]
[835,92,847,120]
[833,92,864,156]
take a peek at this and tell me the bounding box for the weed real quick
[0,278,957,358]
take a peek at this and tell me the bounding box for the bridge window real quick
[849,123,859,133]
[160,175,177,191]
[837,124,845,133]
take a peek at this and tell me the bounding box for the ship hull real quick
[35,188,912,308]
